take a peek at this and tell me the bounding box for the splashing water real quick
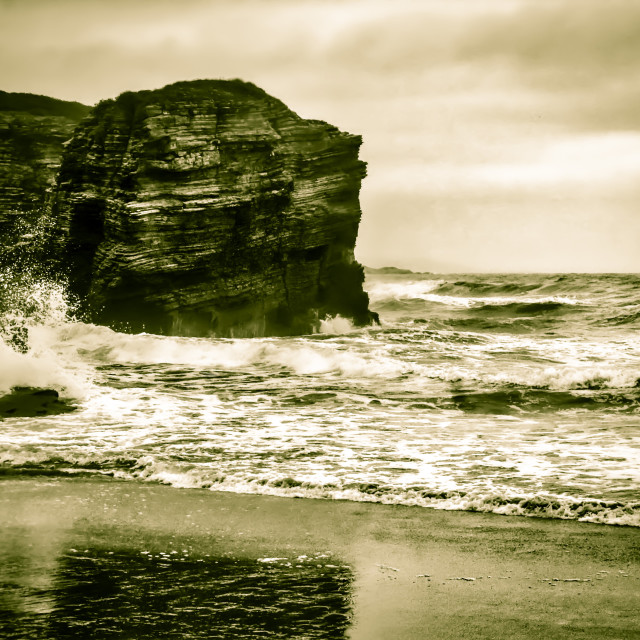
[1,271,640,526]
[0,264,88,398]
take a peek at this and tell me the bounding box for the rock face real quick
[0,92,90,265]
[51,80,376,336]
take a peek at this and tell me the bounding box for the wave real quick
[47,322,407,378]
[366,279,581,312]
[0,327,91,400]
[3,318,638,418]
[522,366,640,391]
[425,365,640,393]
[0,268,89,399]
[371,302,582,336]
[17,320,640,398]
[603,307,640,326]
[317,315,358,334]
[366,279,444,304]
[468,299,580,315]
[2,453,638,527]
[426,387,640,414]
[433,279,542,296]
[431,316,560,334]
[1,338,61,396]
[366,273,640,335]
[428,273,628,298]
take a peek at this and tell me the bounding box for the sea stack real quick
[50,79,377,337]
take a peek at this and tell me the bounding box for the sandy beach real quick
[1,476,638,639]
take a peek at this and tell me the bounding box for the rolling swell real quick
[603,307,640,326]
[469,300,576,315]
[371,294,579,314]
[437,316,559,333]
[433,279,542,296]
[372,296,583,334]
[363,272,628,334]
[429,386,640,414]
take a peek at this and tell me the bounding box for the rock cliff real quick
[51,80,376,336]
[0,92,90,267]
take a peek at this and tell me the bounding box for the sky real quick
[1,0,640,272]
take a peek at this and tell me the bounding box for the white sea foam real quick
[49,322,408,378]
[365,279,580,308]
[526,366,640,390]
[486,366,640,390]
[2,272,639,529]
[89,457,640,528]
[0,338,86,398]
[366,280,443,303]
[22,319,640,393]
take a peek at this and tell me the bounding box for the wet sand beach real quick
[1,477,639,639]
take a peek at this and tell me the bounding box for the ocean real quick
[2,270,640,527]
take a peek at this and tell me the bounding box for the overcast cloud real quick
[2,0,639,271]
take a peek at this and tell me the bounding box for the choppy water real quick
[1,270,640,526]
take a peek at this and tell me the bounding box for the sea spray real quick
[0,203,75,348]
[1,271,639,527]
[0,262,88,399]
[318,315,358,335]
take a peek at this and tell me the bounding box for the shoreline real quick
[1,467,638,528]
[2,476,639,639]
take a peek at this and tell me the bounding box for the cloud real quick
[321,0,640,132]
[4,0,638,132]
[357,180,640,273]
[3,0,640,270]
[458,1,640,86]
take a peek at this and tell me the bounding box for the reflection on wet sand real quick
[0,538,353,639]
[4,479,639,640]
[0,526,64,621]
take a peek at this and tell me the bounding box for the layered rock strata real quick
[51,80,376,336]
[0,92,90,264]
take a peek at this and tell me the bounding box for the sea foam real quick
[52,322,407,378]
[367,278,580,309]
[2,271,639,530]
[9,447,636,527]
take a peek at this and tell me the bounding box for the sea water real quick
[1,270,639,526]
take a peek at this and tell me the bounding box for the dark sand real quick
[1,477,639,639]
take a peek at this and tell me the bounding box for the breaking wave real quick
[47,322,404,378]
[367,281,580,312]
[2,270,640,528]
[1,452,638,527]
[0,337,87,398]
